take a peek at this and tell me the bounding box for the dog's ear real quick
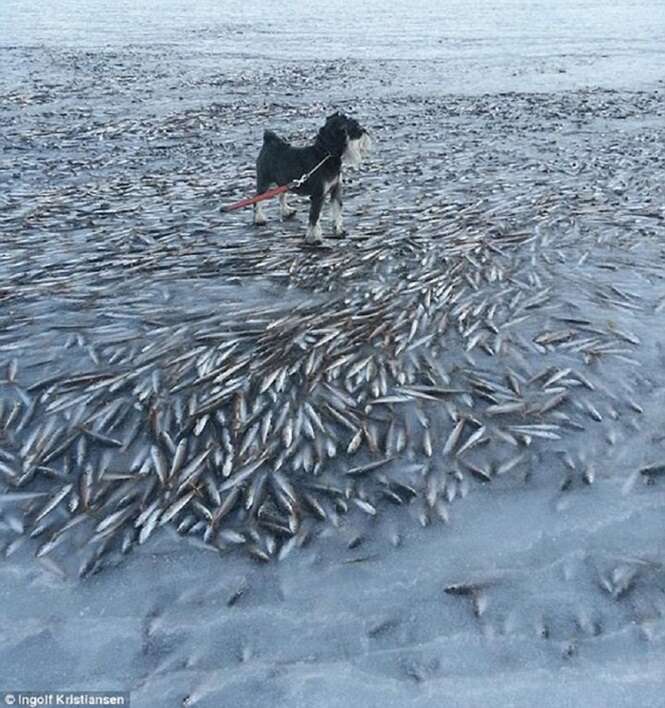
[318,113,348,153]
[332,119,347,144]
[333,113,348,133]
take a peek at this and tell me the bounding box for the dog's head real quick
[317,112,371,166]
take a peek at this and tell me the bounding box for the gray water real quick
[3,0,665,92]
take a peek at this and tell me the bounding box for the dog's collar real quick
[315,139,341,157]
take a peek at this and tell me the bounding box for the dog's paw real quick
[281,207,297,220]
[331,228,348,239]
[254,216,267,226]
[305,225,323,244]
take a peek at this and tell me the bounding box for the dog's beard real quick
[342,133,371,167]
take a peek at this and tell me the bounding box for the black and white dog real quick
[253,112,371,243]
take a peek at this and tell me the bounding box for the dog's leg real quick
[254,201,267,226]
[254,175,268,226]
[306,192,324,243]
[279,192,297,220]
[330,179,346,237]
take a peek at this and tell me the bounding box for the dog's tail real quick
[263,129,286,145]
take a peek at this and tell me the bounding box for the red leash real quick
[222,184,289,213]
[221,154,330,213]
